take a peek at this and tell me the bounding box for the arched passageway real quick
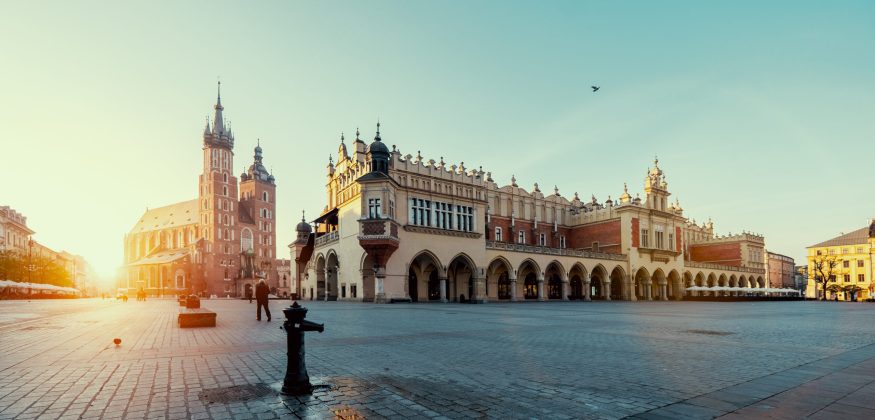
[326,253,339,301]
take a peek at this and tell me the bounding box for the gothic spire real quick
[212,81,225,134]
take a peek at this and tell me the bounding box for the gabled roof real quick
[129,199,198,234]
[808,226,870,248]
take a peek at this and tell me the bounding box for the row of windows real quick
[818,246,868,255]
[841,260,867,268]
[830,274,869,283]
[494,227,567,248]
[640,228,675,250]
[409,198,475,232]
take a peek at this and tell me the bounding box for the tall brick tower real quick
[197,82,240,295]
[239,141,277,282]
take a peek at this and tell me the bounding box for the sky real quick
[1,1,873,283]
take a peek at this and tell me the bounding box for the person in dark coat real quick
[255,279,271,321]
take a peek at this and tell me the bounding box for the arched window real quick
[223,173,228,183]
[223,186,228,196]
[241,228,253,251]
[262,191,269,202]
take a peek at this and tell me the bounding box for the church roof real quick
[127,248,190,266]
[809,226,870,248]
[129,199,198,234]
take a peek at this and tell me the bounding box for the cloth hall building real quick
[122,86,290,298]
[292,125,768,303]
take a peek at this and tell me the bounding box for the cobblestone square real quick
[2,299,875,419]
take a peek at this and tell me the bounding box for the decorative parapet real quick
[358,218,400,242]
[685,261,766,275]
[403,225,481,239]
[485,240,627,261]
[314,231,339,248]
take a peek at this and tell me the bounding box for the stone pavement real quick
[1,299,875,419]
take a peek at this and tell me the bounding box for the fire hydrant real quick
[281,301,324,395]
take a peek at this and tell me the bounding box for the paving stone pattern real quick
[1,299,874,419]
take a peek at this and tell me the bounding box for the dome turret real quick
[367,121,390,174]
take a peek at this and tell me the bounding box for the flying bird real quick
[113,338,121,347]
[591,86,600,92]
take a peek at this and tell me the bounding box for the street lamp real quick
[27,239,35,283]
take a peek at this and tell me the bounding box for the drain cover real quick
[683,329,734,336]
[199,383,275,404]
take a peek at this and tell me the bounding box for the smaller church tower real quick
[366,122,390,174]
[239,141,277,279]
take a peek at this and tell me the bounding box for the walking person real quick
[255,279,271,322]
[246,287,253,303]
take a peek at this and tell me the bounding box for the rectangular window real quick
[829,249,836,255]
[539,233,546,247]
[341,285,346,298]
[858,260,864,268]
[641,229,649,248]
[518,230,525,244]
[843,260,850,268]
[816,250,822,256]
[351,285,357,298]
[495,227,502,242]
[857,247,864,253]
[592,242,600,252]
[844,274,851,283]
[859,274,866,283]
[655,231,664,249]
[559,235,566,249]
[368,198,381,219]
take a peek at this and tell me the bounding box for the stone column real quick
[561,279,569,301]
[375,267,386,304]
[603,279,611,301]
[473,277,487,304]
[645,283,652,301]
[584,280,591,301]
[537,275,545,301]
[510,277,518,302]
[628,275,637,301]
[439,276,448,303]
[661,283,668,301]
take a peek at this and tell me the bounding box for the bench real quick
[178,307,216,328]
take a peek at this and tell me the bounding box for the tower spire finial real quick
[375,119,381,141]
[301,210,306,222]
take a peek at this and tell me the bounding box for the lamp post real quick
[27,238,35,283]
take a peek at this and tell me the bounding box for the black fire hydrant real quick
[281,301,324,395]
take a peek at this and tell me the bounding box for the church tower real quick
[198,82,240,294]
[239,141,277,279]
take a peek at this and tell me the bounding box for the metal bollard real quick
[280,301,324,395]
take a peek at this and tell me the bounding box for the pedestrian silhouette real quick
[255,279,271,322]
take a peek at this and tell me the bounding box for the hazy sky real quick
[2,1,873,281]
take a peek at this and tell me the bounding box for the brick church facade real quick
[122,85,284,297]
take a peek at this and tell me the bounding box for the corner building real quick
[123,85,283,297]
[294,125,767,303]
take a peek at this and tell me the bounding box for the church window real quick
[518,230,526,244]
[539,233,546,247]
[223,173,228,183]
[262,191,269,202]
[240,228,253,251]
[559,235,566,249]
[495,227,502,242]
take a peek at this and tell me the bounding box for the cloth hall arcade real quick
[293,126,767,304]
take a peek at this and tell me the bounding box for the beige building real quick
[805,222,875,301]
[293,125,767,303]
[0,206,34,253]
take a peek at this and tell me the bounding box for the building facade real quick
[0,206,34,253]
[805,222,875,301]
[766,251,795,289]
[292,125,768,303]
[122,85,282,297]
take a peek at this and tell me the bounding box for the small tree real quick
[810,255,839,301]
[826,283,843,300]
[843,284,862,302]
